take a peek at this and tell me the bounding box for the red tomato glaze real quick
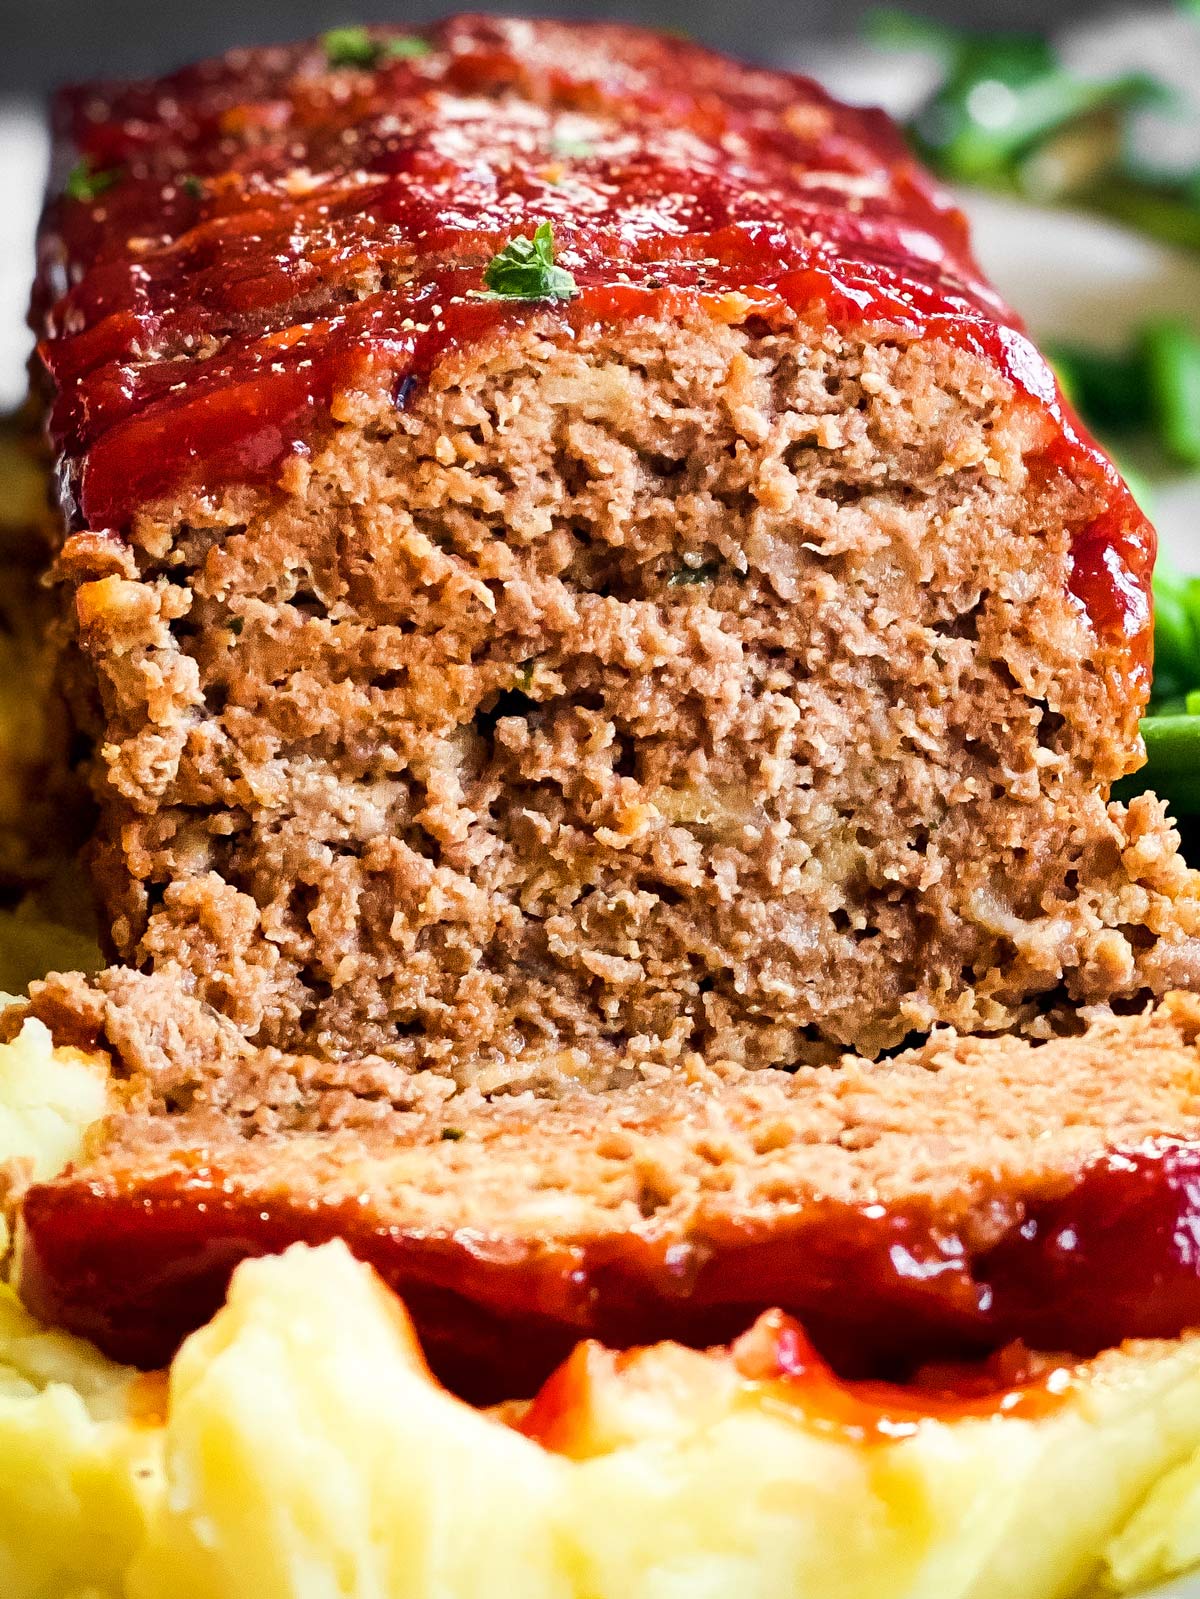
[16,1138,1200,1402]
[516,1311,1070,1453]
[36,15,1151,672]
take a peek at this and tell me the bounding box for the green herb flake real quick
[228,616,245,637]
[65,161,122,204]
[514,660,537,691]
[323,27,431,68]
[482,222,578,302]
[668,560,721,587]
[551,134,595,159]
[440,1126,466,1141]
[382,34,433,59]
[322,26,382,67]
[180,174,205,200]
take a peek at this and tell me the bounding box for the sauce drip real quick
[516,1311,1069,1456]
[37,15,1151,665]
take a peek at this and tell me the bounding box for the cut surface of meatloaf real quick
[16,992,1200,1398]
[32,14,1200,1093]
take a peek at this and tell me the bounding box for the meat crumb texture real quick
[16,14,1200,1385]
[32,14,1199,1096]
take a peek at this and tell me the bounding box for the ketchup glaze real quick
[516,1310,1070,1454]
[36,15,1152,669]
[17,1137,1200,1404]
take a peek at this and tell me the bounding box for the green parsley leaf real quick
[382,34,433,59]
[668,560,722,586]
[322,26,381,67]
[323,26,431,68]
[550,134,595,159]
[440,1126,466,1141]
[482,222,578,302]
[65,160,122,204]
[180,174,205,200]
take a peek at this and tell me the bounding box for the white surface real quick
[0,100,44,412]
[1154,1577,1200,1599]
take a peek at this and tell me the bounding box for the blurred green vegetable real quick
[1121,715,1200,814]
[1046,341,1152,436]
[868,10,1166,186]
[1049,349,1200,814]
[1114,558,1200,817]
[1149,554,1200,708]
[870,8,1200,256]
[1144,321,1200,468]
[1048,320,1200,472]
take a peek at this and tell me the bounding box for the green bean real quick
[1120,715,1200,814]
[1046,342,1152,434]
[1143,320,1200,468]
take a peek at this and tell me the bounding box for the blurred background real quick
[0,0,1131,90]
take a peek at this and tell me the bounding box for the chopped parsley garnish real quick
[323,26,431,68]
[440,1126,466,1141]
[668,560,722,586]
[65,160,122,204]
[382,34,433,60]
[550,134,596,159]
[322,26,380,66]
[228,616,245,637]
[482,222,578,301]
[180,174,205,200]
[514,660,537,691]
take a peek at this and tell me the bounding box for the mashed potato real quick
[0,1232,1195,1599]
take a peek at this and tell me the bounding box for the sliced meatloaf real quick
[20,16,1200,1396]
[31,15,1200,1092]
[16,991,1200,1397]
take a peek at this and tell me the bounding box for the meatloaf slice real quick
[17,992,1200,1398]
[31,16,1200,1091]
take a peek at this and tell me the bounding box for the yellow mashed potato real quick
[0,1015,1187,1598]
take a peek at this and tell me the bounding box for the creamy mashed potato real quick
[0,1236,1195,1599]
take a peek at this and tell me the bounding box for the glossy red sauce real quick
[17,1137,1200,1403]
[516,1310,1069,1455]
[36,15,1151,669]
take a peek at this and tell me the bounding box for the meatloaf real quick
[32,14,1200,1087]
[17,990,1200,1398]
[17,16,1200,1394]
